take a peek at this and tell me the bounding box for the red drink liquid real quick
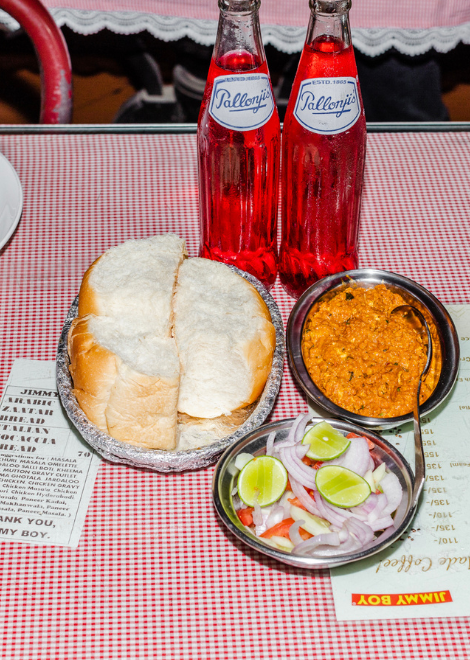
[198,50,280,289]
[279,35,367,298]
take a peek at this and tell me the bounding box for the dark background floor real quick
[0,28,469,124]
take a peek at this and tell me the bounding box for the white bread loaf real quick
[78,233,186,337]
[68,315,180,450]
[68,236,276,451]
[174,258,276,418]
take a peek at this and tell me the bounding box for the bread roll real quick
[174,258,276,418]
[68,315,180,450]
[68,235,277,451]
[78,233,187,337]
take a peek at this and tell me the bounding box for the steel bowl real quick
[213,417,416,569]
[287,268,459,429]
[56,266,284,473]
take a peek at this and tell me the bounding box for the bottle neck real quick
[213,0,265,72]
[306,0,352,53]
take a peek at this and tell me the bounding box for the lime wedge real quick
[315,465,371,508]
[237,456,288,507]
[302,422,350,461]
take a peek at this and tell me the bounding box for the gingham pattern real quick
[0,131,469,659]
[9,0,470,30]
[2,0,470,56]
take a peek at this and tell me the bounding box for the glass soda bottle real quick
[197,0,281,289]
[279,0,366,298]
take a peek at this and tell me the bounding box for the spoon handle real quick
[412,307,433,505]
[412,378,426,504]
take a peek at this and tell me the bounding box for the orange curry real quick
[301,284,441,418]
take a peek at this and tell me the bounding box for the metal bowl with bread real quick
[56,235,284,472]
[287,269,459,429]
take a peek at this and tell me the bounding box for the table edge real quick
[0,121,469,134]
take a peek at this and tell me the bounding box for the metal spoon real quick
[391,305,433,508]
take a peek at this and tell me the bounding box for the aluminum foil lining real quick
[56,267,285,473]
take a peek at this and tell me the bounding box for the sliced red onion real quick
[338,528,349,543]
[351,492,378,520]
[292,532,341,556]
[279,446,317,490]
[315,494,347,528]
[289,519,305,546]
[368,515,395,532]
[367,493,388,523]
[252,500,264,527]
[296,443,310,459]
[265,431,277,457]
[368,456,375,471]
[349,510,366,521]
[276,413,310,450]
[293,413,312,444]
[254,504,276,537]
[285,444,318,484]
[309,526,361,556]
[323,497,353,521]
[329,437,371,476]
[334,532,362,554]
[346,517,375,546]
[290,478,322,517]
[380,472,403,516]
[279,490,294,519]
[265,504,285,530]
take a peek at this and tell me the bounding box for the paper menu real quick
[329,305,470,621]
[0,359,101,548]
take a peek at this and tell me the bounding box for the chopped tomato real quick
[261,517,313,541]
[261,518,295,539]
[302,455,322,469]
[288,497,307,510]
[237,508,254,526]
[300,528,313,541]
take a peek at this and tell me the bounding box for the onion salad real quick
[232,414,403,557]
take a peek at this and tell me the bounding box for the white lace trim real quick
[352,24,470,57]
[1,8,470,56]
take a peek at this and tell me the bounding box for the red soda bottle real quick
[279,0,366,299]
[197,0,281,289]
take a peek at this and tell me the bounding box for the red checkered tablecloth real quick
[0,129,469,659]
[29,0,470,30]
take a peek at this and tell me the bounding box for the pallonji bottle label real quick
[209,73,275,131]
[293,76,360,134]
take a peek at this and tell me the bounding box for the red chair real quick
[1,0,72,123]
